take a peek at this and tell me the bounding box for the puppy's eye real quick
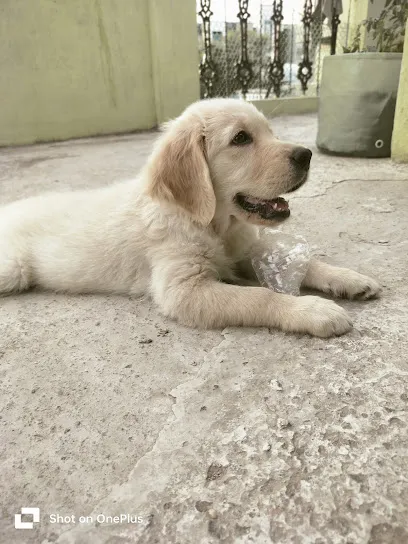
[231,131,252,146]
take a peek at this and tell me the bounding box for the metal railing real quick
[197,0,350,100]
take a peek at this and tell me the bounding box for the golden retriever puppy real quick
[0,99,380,337]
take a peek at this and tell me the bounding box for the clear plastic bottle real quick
[251,229,311,296]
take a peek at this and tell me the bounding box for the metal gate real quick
[197,0,350,100]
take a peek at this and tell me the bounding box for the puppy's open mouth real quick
[235,193,290,221]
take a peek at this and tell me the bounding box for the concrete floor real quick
[1,114,408,544]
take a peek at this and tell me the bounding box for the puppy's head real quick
[146,98,311,227]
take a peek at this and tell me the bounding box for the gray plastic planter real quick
[316,53,402,157]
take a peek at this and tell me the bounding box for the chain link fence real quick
[197,1,352,100]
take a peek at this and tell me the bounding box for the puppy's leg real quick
[151,265,353,337]
[302,258,381,300]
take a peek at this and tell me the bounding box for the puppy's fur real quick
[0,99,380,337]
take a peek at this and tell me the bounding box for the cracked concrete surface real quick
[1,114,408,544]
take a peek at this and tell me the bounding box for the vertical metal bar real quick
[297,0,313,94]
[289,9,294,96]
[236,0,253,99]
[330,0,341,55]
[198,0,217,98]
[265,0,285,98]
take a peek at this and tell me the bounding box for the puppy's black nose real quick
[290,147,312,170]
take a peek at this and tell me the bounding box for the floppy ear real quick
[146,115,216,226]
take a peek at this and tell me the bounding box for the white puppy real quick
[0,99,381,336]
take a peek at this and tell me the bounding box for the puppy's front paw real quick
[326,270,382,300]
[284,296,353,338]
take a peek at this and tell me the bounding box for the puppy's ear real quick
[146,116,216,226]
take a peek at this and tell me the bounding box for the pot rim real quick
[327,52,403,60]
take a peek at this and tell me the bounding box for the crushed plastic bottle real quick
[251,229,311,296]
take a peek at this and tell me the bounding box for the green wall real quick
[0,0,199,146]
[392,22,408,163]
[149,0,201,125]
